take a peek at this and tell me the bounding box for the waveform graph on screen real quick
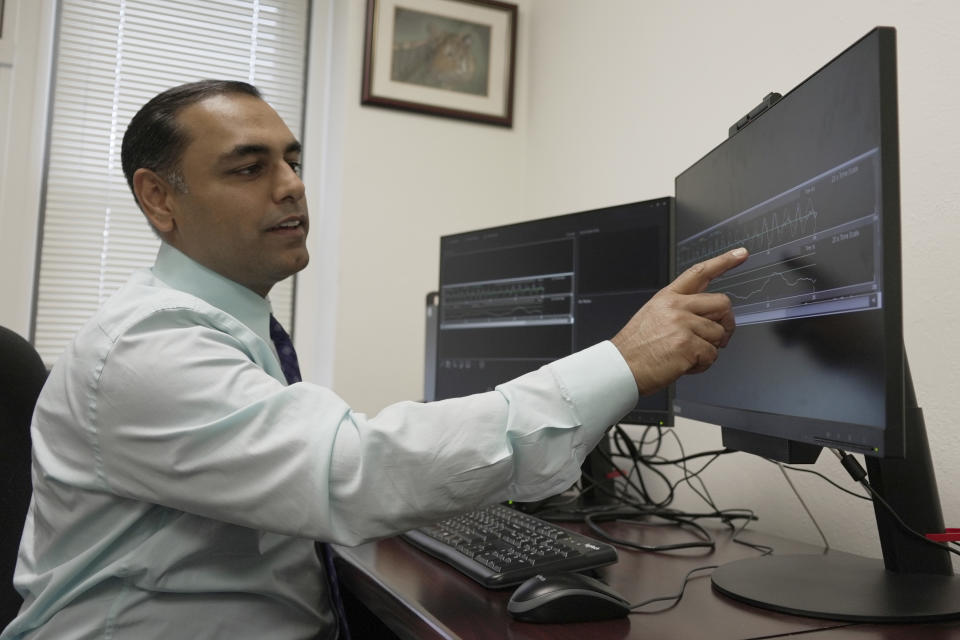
[440,273,575,329]
[678,149,884,326]
[721,252,818,303]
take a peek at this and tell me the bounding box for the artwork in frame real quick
[362,0,517,127]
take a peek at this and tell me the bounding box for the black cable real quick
[629,565,718,613]
[832,449,960,559]
[612,423,645,459]
[608,429,737,508]
[642,448,735,466]
[762,457,870,500]
[584,509,717,553]
[581,425,775,557]
[576,465,660,514]
[603,432,675,508]
[675,452,723,506]
[660,434,773,555]
[661,428,723,510]
[726,509,774,555]
[613,429,754,516]
[612,424,688,508]
[865,486,960,558]
[586,438,654,508]
[637,424,666,458]
[612,425,662,505]
[648,508,757,523]
[541,466,757,537]
[774,461,831,550]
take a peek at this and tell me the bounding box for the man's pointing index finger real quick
[669,247,749,295]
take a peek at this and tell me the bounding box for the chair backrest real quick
[0,326,48,627]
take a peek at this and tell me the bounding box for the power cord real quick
[762,457,870,500]
[832,448,960,559]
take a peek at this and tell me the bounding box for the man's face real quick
[166,93,309,296]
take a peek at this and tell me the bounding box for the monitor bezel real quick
[673,27,904,458]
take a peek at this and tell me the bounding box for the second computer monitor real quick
[435,197,674,426]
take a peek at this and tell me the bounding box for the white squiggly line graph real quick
[723,265,818,302]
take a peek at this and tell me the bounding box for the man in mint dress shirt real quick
[2,81,747,639]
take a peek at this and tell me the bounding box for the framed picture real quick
[362,0,517,127]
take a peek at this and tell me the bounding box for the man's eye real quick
[234,164,263,176]
[287,161,302,176]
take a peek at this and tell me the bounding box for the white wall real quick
[297,0,532,411]
[522,0,960,566]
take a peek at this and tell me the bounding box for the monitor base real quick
[712,551,960,622]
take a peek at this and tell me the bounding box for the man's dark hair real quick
[120,79,262,208]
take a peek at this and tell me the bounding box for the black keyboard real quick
[401,503,618,588]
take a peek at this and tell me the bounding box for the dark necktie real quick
[269,315,351,640]
[269,314,303,384]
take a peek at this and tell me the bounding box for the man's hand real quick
[611,248,749,396]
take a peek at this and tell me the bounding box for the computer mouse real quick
[507,572,632,623]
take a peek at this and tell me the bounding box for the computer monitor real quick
[434,198,674,502]
[675,27,959,622]
[435,197,673,423]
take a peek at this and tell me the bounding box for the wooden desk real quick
[333,519,960,640]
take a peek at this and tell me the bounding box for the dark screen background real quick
[674,29,900,454]
[436,199,673,426]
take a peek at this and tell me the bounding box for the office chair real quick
[0,326,47,627]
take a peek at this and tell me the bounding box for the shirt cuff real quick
[548,340,639,428]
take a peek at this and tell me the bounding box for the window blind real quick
[34,0,309,366]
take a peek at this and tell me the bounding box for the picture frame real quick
[362,0,517,127]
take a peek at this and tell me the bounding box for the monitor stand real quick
[712,355,960,622]
[579,434,618,507]
[712,551,960,622]
[512,434,618,517]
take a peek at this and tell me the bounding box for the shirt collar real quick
[152,242,273,345]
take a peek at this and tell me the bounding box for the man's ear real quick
[132,168,178,234]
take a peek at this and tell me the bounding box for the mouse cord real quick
[629,564,718,614]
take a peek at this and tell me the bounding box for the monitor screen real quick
[673,27,960,623]
[435,198,673,426]
[674,27,903,458]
